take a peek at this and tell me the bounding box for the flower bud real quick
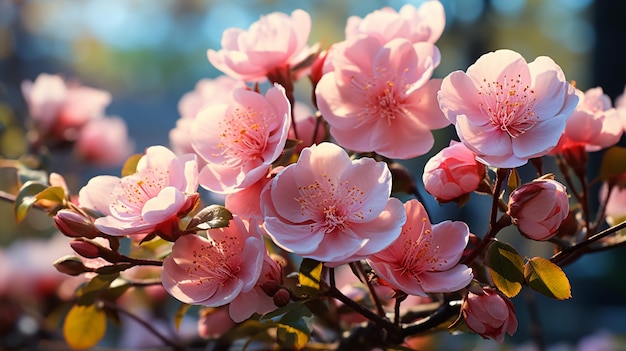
[462,288,517,343]
[273,288,291,307]
[507,178,569,241]
[423,141,485,203]
[53,255,92,276]
[260,280,282,297]
[53,209,101,239]
[70,239,101,259]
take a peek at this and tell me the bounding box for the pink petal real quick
[419,265,473,292]
[141,187,185,224]
[428,221,470,270]
[512,115,568,159]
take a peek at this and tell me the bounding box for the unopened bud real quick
[273,288,291,307]
[261,281,282,297]
[53,255,92,276]
[54,209,101,239]
[507,179,569,241]
[70,239,101,259]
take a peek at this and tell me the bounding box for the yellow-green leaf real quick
[63,304,106,350]
[77,273,120,306]
[14,181,48,222]
[35,186,67,213]
[277,324,309,350]
[507,168,520,193]
[174,303,191,331]
[524,257,571,300]
[487,240,524,298]
[298,258,323,292]
[121,153,142,177]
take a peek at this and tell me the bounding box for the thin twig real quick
[461,168,510,265]
[351,261,386,317]
[551,220,626,266]
[100,299,186,351]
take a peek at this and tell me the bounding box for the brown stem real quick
[328,268,401,341]
[462,168,511,265]
[351,261,385,317]
[100,299,186,351]
[551,220,626,266]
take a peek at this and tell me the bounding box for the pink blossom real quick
[260,142,406,266]
[79,145,199,239]
[316,37,449,159]
[423,140,485,202]
[161,216,267,322]
[507,178,569,241]
[170,76,242,156]
[345,1,445,44]
[21,73,111,141]
[225,167,283,221]
[74,117,134,167]
[462,288,518,343]
[552,87,623,154]
[368,199,473,296]
[207,9,313,82]
[438,49,578,168]
[191,85,291,193]
[615,85,626,130]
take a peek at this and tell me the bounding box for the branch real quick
[551,220,626,266]
[462,168,511,265]
[100,299,186,351]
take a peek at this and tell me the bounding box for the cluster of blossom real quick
[21,74,134,167]
[15,1,626,349]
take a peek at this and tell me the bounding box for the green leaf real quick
[186,205,233,230]
[63,304,106,350]
[276,304,312,350]
[276,324,309,350]
[34,186,66,213]
[524,257,571,300]
[598,146,626,183]
[14,181,48,222]
[94,263,134,275]
[121,153,142,177]
[174,303,191,331]
[77,273,120,306]
[298,258,323,293]
[487,241,524,298]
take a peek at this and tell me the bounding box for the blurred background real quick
[0,0,625,350]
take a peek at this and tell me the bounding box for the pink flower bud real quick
[54,209,101,239]
[53,255,92,276]
[272,288,291,307]
[70,239,101,259]
[507,178,569,241]
[462,288,517,343]
[423,141,485,202]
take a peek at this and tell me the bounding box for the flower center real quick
[216,106,271,166]
[350,65,412,126]
[478,74,537,138]
[112,169,170,215]
[398,217,447,279]
[296,173,366,234]
[189,236,241,285]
